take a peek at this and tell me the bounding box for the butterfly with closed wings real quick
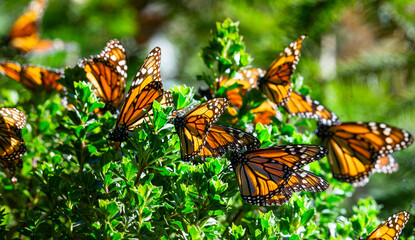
[78,39,128,114]
[109,47,172,142]
[230,145,329,206]
[0,108,26,184]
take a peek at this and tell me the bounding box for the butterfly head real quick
[108,125,129,142]
[230,150,246,168]
[316,123,334,138]
[173,115,186,131]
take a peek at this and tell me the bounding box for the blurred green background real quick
[1,0,415,219]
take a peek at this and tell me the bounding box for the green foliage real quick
[0,14,414,240]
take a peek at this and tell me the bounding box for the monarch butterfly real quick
[4,0,53,53]
[258,35,306,106]
[218,67,338,125]
[230,145,329,206]
[0,61,64,91]
[360,211,410,240]
[109,47,172,142]
[199,124,261,159]
[0,108,26,184]
[316,122,414,186]
[78,39,127,114]
[173,98,229,161]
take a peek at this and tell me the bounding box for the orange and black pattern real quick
[361,211,410,240]
[109,47,171,142]
[78,39,128,113]
[0,61,63,91]
[265,169,329,206]
[283,91,340,126]
[317,122,414,186]
[199,124,261,159]
[258,35,306,106]
[173,98,229,161]
[5,0,53,53]
[0,108,26,183]
[230,145,329,206]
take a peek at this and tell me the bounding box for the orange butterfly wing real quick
[258,35,306,106]
[79,39,127,113]
[317,122,414,186]
[0,61,63,91]
[7,0,52,53]
[230,145,328,206]
[0,108,27,183]
[284,91,340,125]
[174,98,229,161]
[109,47,169,142]
[365,211,410,240]
[199,124,260,159]
[265,169,329,206]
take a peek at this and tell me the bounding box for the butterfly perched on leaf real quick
[230,145,329,206]
[0,61,64,91]
[360,211,410,240]
[109,47,172,142]
[78,39,128,114]
[172,98,229,161]
[317,122,414,186]
[199,124,261,159]
[214,35,339,126]
[0,108,26,184]
[3,0,53,53]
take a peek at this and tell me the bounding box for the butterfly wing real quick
[230,145,328,206]
[79,39,127,113]
[265,169,329,206]
[365,211,410,240]
[8,0,51,53]
[373,155,398,174]
[258,35,306,106]
[0,61,63,91]
[199,124,261,159]
[251,100,279,125]
[218,68,265,108]
[0,108,26,183]
[0,61,22,82]
[284,91,340,126]
[317,122,414,186]
[174,98,229,161]
[109,47,165,141]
